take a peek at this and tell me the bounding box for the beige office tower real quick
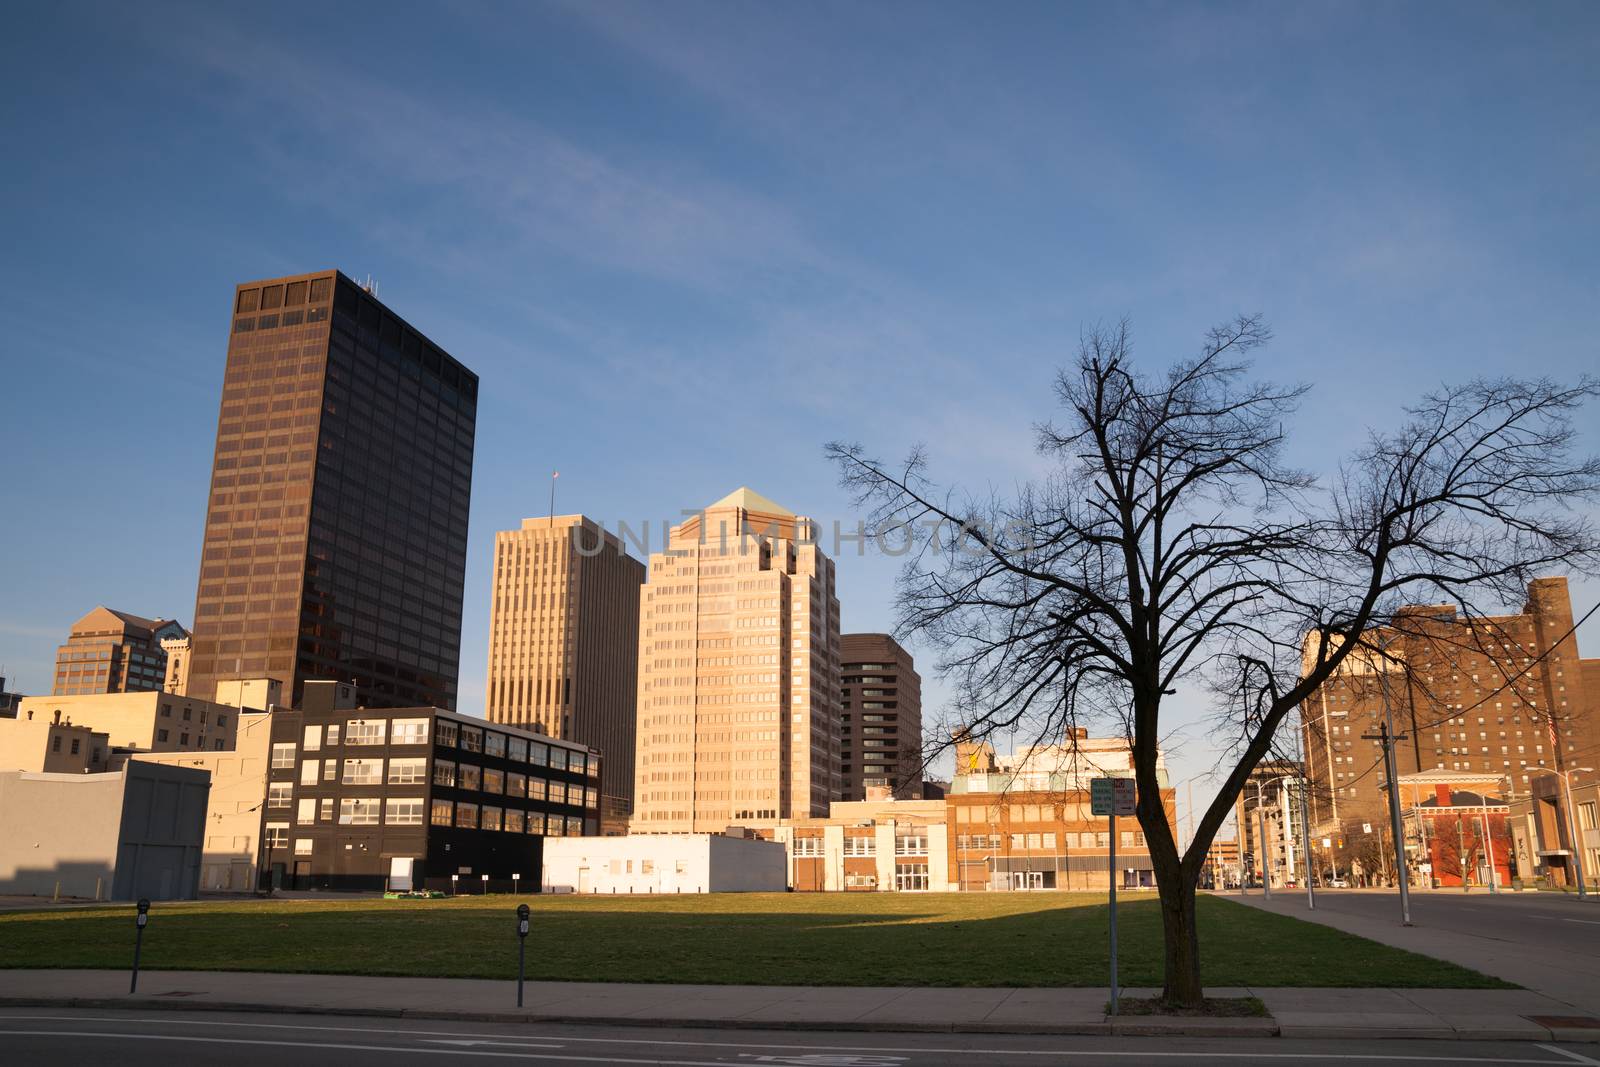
[485,515,644,827]
[632,488,842,833]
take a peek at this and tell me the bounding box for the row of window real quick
[433,760,596,807]
[430,799,584,835]
[434,718,597,775]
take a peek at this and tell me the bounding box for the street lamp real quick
[1250,774,1297,901]
[1553,766,1595,900]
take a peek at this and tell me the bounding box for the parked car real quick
[1329,877,1350,888]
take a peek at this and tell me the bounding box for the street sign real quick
[1090,777,1136,816]
[1321,837,1332,848]
[1363,823,1373,834]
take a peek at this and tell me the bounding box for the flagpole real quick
[549,471,558,528]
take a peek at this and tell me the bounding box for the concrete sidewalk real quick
[1227,889,1600,1021]
[1,968,1597,1042]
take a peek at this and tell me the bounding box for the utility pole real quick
[1363,658,1413,925]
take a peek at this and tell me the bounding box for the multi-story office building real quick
[1301,578,1598,876]
[485,515,644,826]
[52,607,187,696]
[1235,758,1306,888]
[2,690,244,772]
[771,731,1178,892]
[262,681,600,891]
[188,270,477,712]
[945,730,1177,891]
[840,633,922,800]
[632,488,842,833]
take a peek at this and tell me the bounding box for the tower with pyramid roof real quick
[631,488,842,832]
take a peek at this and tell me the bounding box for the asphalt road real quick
[3,1008,1598,1067]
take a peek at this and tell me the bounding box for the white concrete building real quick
[541,833,786,894]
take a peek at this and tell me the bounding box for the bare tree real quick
[826,315,1599,1006]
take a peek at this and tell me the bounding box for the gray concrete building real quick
[0,761,210,900]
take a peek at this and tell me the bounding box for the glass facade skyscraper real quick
[189,270,477,710]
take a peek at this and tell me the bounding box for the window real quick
[297,798,316,825]
[300,760,320,785]
[481,806,503,832]
[585,787,598,808]
[459,726,483,753]
[459,764,482,790]
[157,729,169,743]
[794,837,823,856]
[566,816,583,836]
[548,781,567,805]
[264,823,288,848]
[430,799,453,826]
[294,838,313,857]
[390,718,430,745]
[385,798,424,825]
[506,772,526,798]
[549,748,569,772]
[508,737,527,762]
[895,834,928,856]
[325,724,340,746]
[323,760,337,782]
[895,863,930,891]
[482,768,504,794]
[504,809,525,834]
[271,743,296,769]
[529,742,549,767]
[454,802,478,829]
[338,798,382,825]
[527,778,547,802]
[433,759,456,787]
[526,811,546,835]
[343,758,383,784]
[302,725,321,752]
[484,732,506,759]
[268,783,293,809]
[388,757,427,784]
[844,836,875,856]
[345,720,386,746]
[435,719,459,747]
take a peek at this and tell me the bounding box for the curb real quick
[7,994,1595,1041]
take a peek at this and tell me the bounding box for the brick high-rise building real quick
[52,607,188,696]
[188,271,477,711]
[485,515,644,827]
[632,488,842,833]
[840,633,922,800]
[1301,577,1598,839]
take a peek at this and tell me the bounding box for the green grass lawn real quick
[0,892,1511,989]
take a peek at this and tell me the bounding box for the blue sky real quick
[2,2,1597,828]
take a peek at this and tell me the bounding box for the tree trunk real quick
[1157,868,1203,1007]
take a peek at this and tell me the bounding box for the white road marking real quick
[0,1019,1582,1064]
[1537,1046,1600,1066]
[1559,918,1600,926]
[419,1039,563,1049]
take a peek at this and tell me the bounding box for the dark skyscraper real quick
[189,270,477,710]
